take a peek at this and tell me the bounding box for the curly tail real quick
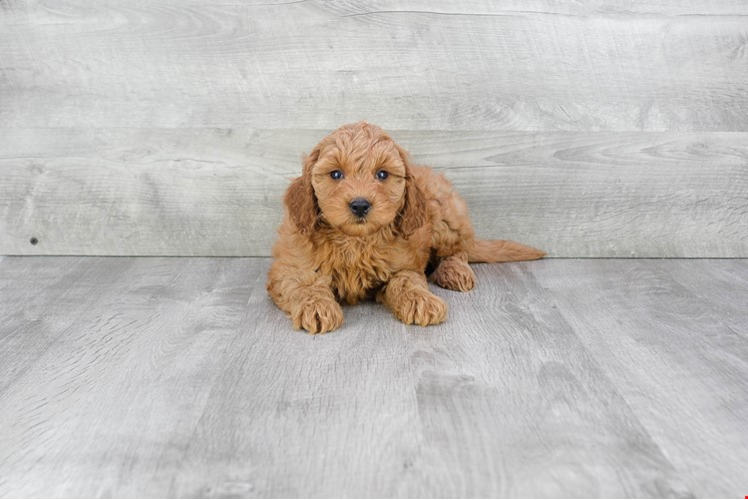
[467,239,546,263]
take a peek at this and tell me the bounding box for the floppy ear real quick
[284,146,320,235]
[394,144,427,239]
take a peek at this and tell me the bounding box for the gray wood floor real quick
[0,257,746,498]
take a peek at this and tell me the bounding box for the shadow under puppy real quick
[267,122,544,333]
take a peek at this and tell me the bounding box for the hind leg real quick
[410,165,479,291]
[424,174,477,292]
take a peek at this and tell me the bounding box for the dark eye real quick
[330,170,343,180]
[376,170,389,180]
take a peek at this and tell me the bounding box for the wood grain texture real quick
[654,259,748,345]
[0,257,264,497]
[1,128,746,257]
[0,257,135,394]
[531,259,748,498]
[4,257,748,497]
[2,0,748,257]
[1,1,748,131]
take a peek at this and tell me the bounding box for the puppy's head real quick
[285,122,425,238]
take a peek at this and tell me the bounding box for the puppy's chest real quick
[316,239,394,304]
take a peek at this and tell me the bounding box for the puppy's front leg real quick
[377,270,447,326]
[267,266,343,334]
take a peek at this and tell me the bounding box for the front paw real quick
[393,290,447,326]
[292,298,344,334]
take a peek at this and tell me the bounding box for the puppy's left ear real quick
[394,144,427,239]
[284,146,320,235]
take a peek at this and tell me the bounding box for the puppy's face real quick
[309,125,407,237]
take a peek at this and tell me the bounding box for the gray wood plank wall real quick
[1,1,747,256]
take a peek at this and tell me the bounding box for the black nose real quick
[349,198,371,218]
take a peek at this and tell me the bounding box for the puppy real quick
[267,122,544,333]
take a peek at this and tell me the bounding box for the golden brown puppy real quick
[267,122,544,333]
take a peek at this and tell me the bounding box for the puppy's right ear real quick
[284,146,320,235]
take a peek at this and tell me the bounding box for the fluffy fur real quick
[267,122,544,333]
